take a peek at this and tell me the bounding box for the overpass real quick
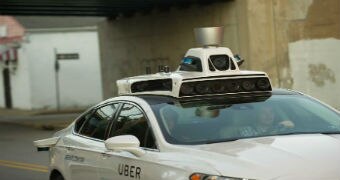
[0,0,218,16]
[0,0,339,111]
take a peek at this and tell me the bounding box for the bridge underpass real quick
[0,0,218,16]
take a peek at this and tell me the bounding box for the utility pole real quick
[54,48,60,111]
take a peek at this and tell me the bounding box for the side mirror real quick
[234,54,244,66]
[105,135,145,157]
[34,137,60,151]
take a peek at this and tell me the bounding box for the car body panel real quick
[188,134,340,179]
[35,90,340,180]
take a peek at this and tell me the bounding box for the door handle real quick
[101,153,111,158]
[66,147,75,152]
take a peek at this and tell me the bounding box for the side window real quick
[79,103,120,140]
[209,55,230,71]
[109,103,156,149]
[74,110,94,133]
[179,56,202,72]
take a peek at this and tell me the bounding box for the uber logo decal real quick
[118,164,141,179]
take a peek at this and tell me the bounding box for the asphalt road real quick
[0,123,56,180]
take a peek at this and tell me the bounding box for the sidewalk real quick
[0,108,84,130]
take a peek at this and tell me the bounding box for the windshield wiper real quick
[276,131,340,136]
[204,138,241,144]
[203,131,340,144]
[320,131,340,135]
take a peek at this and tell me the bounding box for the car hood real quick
[184,134,340,180]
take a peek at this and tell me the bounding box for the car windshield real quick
[144,94,340,145]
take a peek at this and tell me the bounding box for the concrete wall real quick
[98,0,340,108]
[270,0,339,108]
[98,1,239,98]
[234,0,340,109]
[15,29,103,110]
[289,38,340,109]
[10,48,32,109]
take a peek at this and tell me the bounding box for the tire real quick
[50,171,64,180]
[55,175,64,180]
[53,175,64,180]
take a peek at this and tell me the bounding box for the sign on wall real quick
[56,53,79,60]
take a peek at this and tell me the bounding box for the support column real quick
[236,0,279,86]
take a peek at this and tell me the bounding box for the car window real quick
[179,56,202,72]
[79,103,120,140]
[74,109,94,133]
[147,95,340,145]
[109,103,156,149]
[209,55,230,71]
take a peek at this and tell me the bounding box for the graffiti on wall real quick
[308,63,336,87]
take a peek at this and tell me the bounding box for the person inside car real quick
[220,106,295,138]
[239,106,295,137]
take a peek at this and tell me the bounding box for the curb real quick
[0,119,73,131]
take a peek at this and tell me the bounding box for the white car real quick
[35,28,340,180]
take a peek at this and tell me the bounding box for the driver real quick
[238,106,295,137]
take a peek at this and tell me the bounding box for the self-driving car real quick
[34,27,340,180]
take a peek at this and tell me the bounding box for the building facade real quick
[0,16,24,109]
[0,16,104,110]
[14,28,103,110]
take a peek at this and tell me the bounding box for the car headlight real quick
[190,173,253,180]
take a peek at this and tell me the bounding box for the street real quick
[0,122,59,180]
[0,0,340,179]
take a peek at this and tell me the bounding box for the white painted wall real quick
[10,48,32,109]
[0,65,4,107]
[13,29,103,110]
[0,45,7,108]
[289,38,340,110]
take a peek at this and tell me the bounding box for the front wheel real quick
[51,172,64,180]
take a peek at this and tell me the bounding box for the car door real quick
[63,103,121,180]
[97,102,164,180]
